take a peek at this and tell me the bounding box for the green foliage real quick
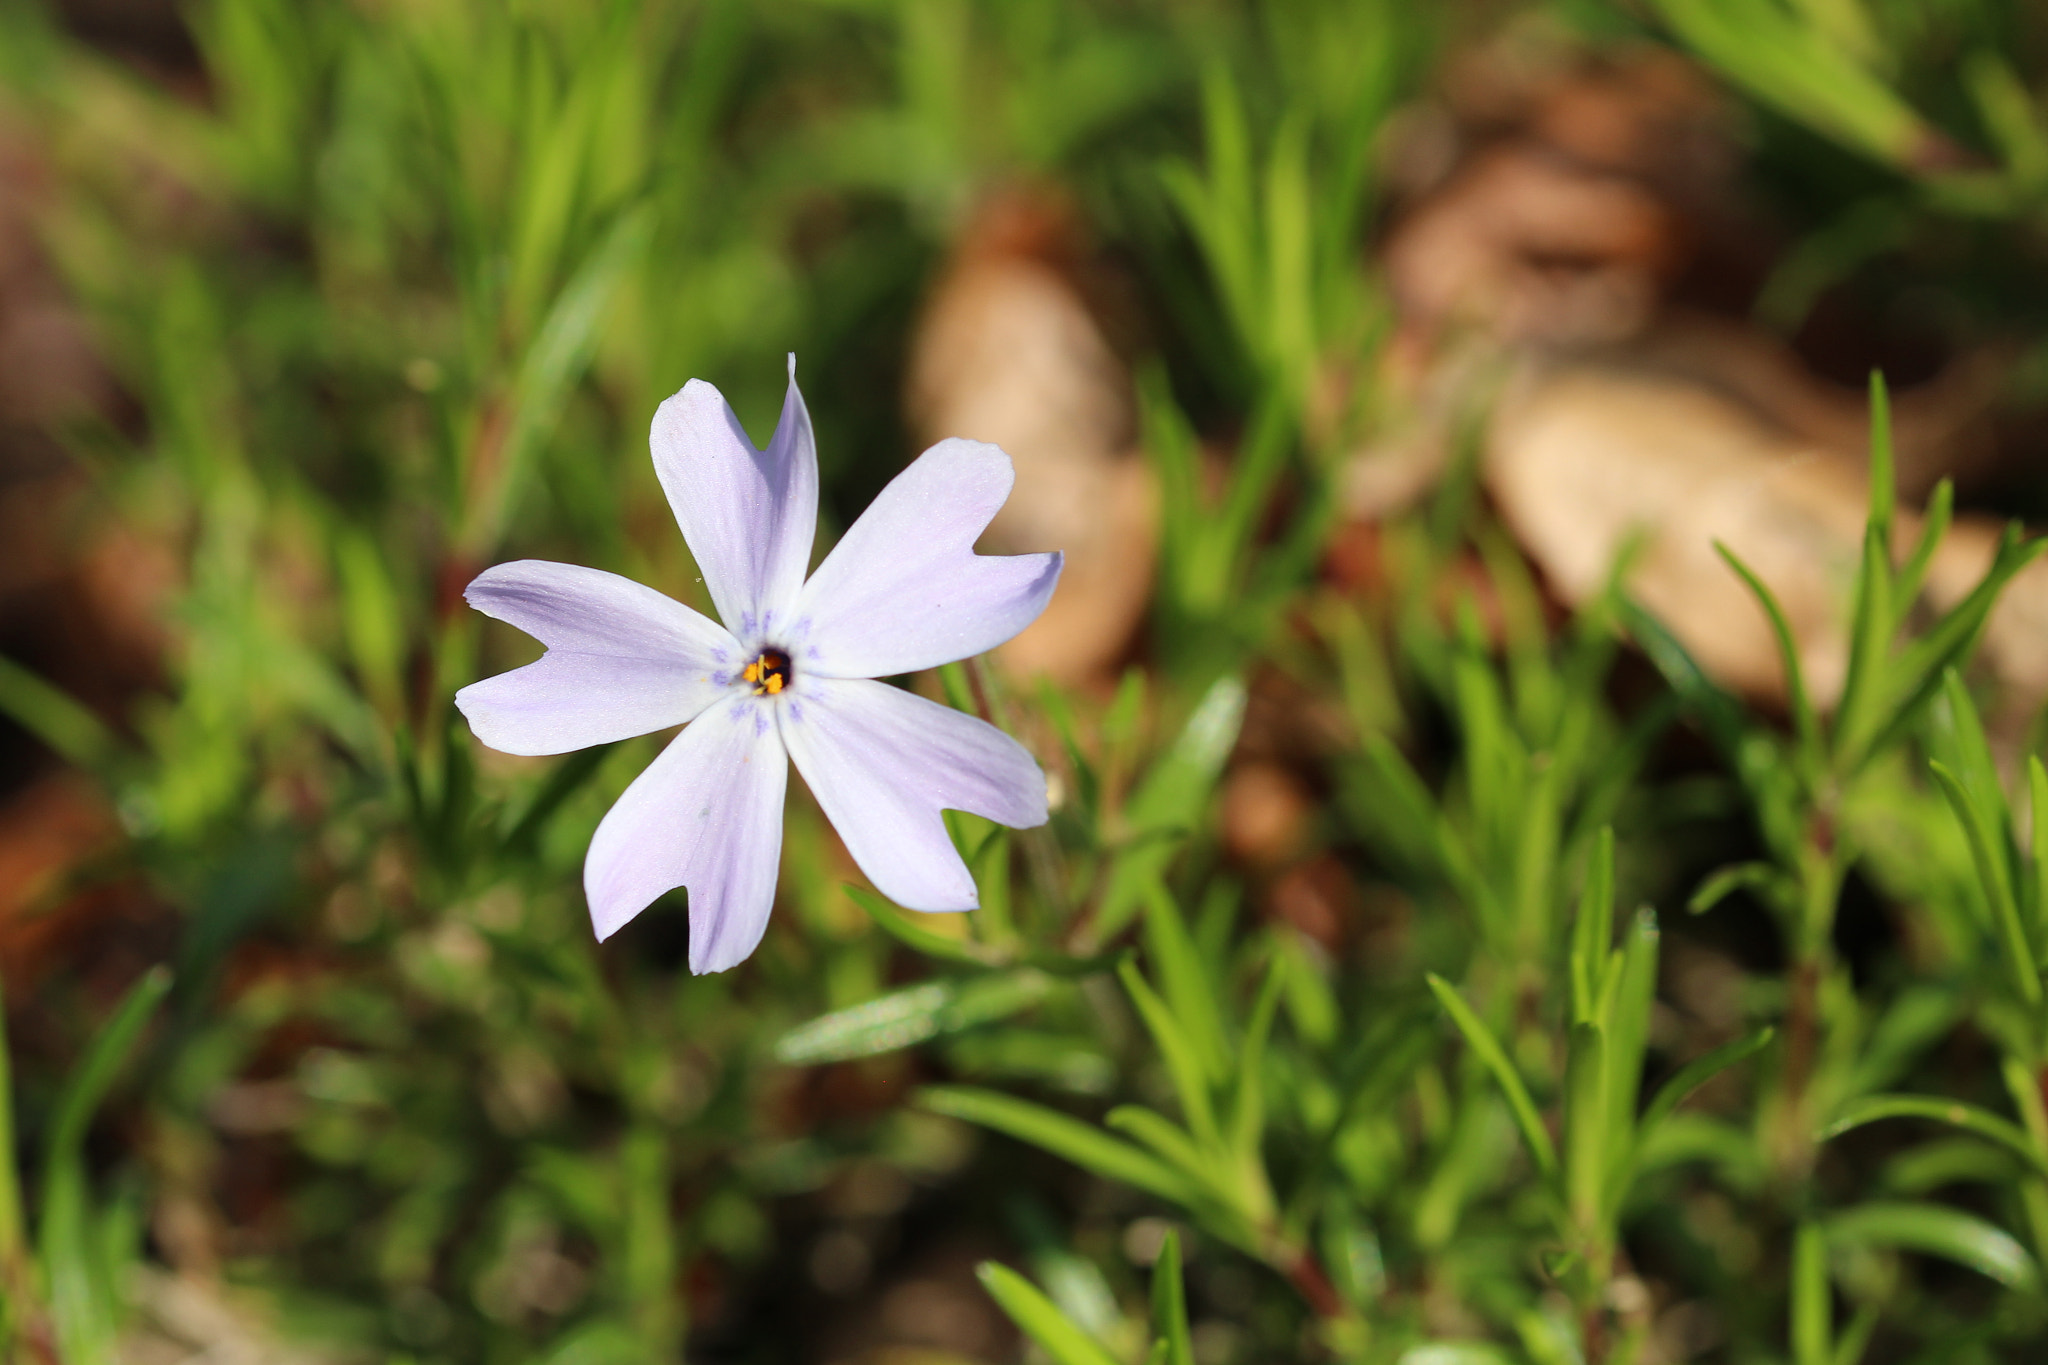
[6,0,2048,1361]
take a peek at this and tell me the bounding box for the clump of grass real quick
[4,1,2048,1362]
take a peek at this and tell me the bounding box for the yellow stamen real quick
[742,649,792,697]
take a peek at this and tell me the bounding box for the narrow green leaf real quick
[1714,541,1821,777]
[1866,371,1894,540]
[500,746,609,853]
[1792,1220,1830,1365]
[1604,910,1660,1171]
[0,971,21,1266]
[1688,861,1793,916]
[1894,478,1952,619]
[1106,1106,1208,1181]
[45,967,172,1160]
[937,660,977,715]
[2029,755,2048,946]
[1618,599,1746,752]
[1570,828,1616,1024]
[971,830,1016,948]
[1867,527,2047,768]
[1276,932,1339,1048]
[1825,1201,2039,1288]
[40,966,171,1365]
[463,203,652,555]
[1635,1028,1775,1147]
[0,656,115,770]
[1424,974,1558,1179]
[1230,958,1285,1159]
[1821,1095,2048,1175]
[1564,1021,1607,1230]
[1928,761,2040,1005]
[1832,1301,1880,1365]
[773,971,1052,1066]
[1151,1231,1195,1365]
[1119,959,1222,1150]
[1142,882,1229,1082]
[1934,670,2006,842]
[977,1262,1122,1365]
[1093,677,1246,942]
[920,1086,1198,1206]
[846,884,1000,967]
[334,525,407,718]
[1359,734,1479,897]
[1511,757,1563,957]
[1834,525,1893,760]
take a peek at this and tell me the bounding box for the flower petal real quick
[584,695,789,972]
[649,355,817,640]
[790,438,1061,679]
[456,560,742,756]
[779,677,1048,911]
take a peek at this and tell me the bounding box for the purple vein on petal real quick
[455,559,742,756]
[650,357,818,641]
[584,696,789,972]
[779,675,1048,913]
[792,438,1061,679]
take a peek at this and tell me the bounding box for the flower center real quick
[740,647,792,696]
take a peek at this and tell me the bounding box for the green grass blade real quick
[1822,1094,2048,1174]
[773,972,1052,1066]
[1424,974,1558,1180]
[2030,756,2048,945]
[920,1086,1199,1206]
[1106,1106,1208,1181]
[1142,882,1229,1082]
[1151,1230,1194,1365]
[1570,828,1616,1024]
[1119,959,1222,1150]
[1894,478,1953,618]
[1866,371,1894,540]
[977,1262,1122,1365]
[1604,910,1660,1161]
[1825,1201,2038,1288]
[0,657,115,770]
[1714,541,1821,777]
[1618,598,1746,754]
[1792,1220,1831,1365]
[1688,861,1795,917]
[1636,1028,1775,1144]
[1928,761,2041,1005]
[40,966,171,1365]
[846,884,1001,968]
[0,971,20,1270]
[1864,528,2047,769]
[1564,1021,1608,1231]
[44,967,172,1163]
[1093,676,1246,943]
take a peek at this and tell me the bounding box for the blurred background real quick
[7,0,2048,1361]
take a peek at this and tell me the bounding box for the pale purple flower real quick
[454,357,1062,973]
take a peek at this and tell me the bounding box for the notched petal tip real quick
[790,443,1062,678]
[651,364,819,640]
[582,703,788,968]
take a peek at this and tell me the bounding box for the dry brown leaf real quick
[119,1267,350,1365]
[1383,144,1682,350]
[0,771,124,979]
[1220,760,1316,870]
[1487,359,2048,710]
[906,189,1155,686]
